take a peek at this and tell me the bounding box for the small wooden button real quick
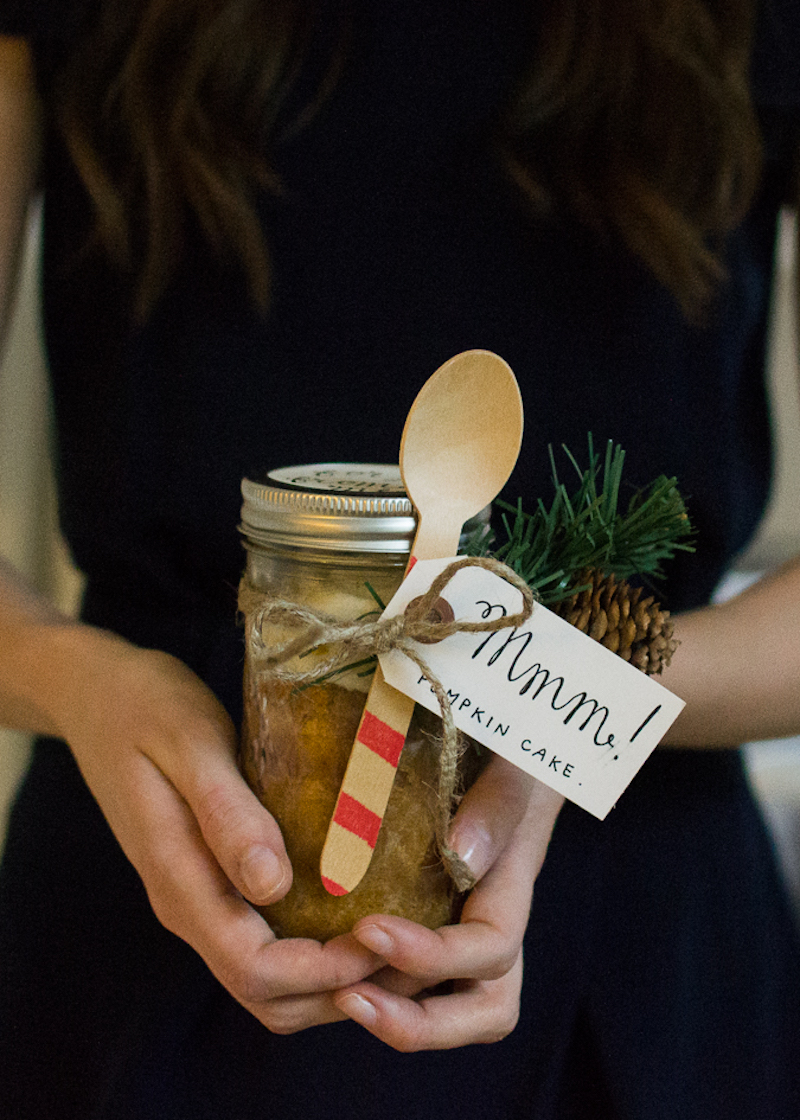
[406,595,455,643]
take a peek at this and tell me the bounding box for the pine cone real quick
[553,569,678,675]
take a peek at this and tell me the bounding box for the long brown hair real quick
[54,0,762,321]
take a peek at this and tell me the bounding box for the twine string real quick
[239,555,535,891]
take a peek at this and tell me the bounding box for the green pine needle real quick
[467,436,695,605]
[295,437,694,693]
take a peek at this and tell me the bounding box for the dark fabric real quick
[3,743,799,1120]
[1,2,800,1117]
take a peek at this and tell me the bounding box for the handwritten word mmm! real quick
[471,603,617,749]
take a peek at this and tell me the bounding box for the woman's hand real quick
[334,759,564,1050]
[2,535,562,1043]
[36,623,388,1031]
[62,629,561,1046]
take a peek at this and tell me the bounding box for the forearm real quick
[659,553,800,747]
[0,555,95,737]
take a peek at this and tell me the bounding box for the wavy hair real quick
[54,0,762,320]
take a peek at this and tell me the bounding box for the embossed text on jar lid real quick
[240,463,418,553]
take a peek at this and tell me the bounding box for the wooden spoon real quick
[320,350,524,895]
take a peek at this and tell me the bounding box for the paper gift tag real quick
[378,558,685,820]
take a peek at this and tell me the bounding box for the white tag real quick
[378,558,685,819]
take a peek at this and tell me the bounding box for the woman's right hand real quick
[30,619,389,1031]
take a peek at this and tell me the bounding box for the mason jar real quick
[238,463,484,941]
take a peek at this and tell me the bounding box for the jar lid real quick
[241,463,491,553]
[240,463,417,552]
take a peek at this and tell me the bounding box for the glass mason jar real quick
[238,463,484,941]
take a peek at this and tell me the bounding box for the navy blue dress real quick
[1,2,799,1117]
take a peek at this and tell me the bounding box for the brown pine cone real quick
[553,568,678,675]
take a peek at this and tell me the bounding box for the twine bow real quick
[239,555,536,891]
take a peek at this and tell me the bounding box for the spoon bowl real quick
[400,350,523,556]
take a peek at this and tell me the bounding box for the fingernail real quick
[241,846,286,903]
[448,824,493,881]
[338,992,377,1027]
[354,923,394,957]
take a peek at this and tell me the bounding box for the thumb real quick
[447,756,559,882]
[183,745,293,906]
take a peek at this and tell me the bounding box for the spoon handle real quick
[319,349,522,896]
[320,516,463,895]
[319,664,416,895]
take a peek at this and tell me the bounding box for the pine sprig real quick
[469,437,694,606]
[287,438,692,690]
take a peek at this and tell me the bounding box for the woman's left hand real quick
[332,758,564,1051]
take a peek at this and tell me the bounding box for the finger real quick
[106,647,292,907]
[351,781,563,984]
[446,755,537,880]
[364,965,437,999]
[335,952,524,1051]
[351,915,514,984]
[123,755,383,1008]
[237,990,350,1035]
[234,959,432,1035]
[169,733,293,906]
[460,776,564,915]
